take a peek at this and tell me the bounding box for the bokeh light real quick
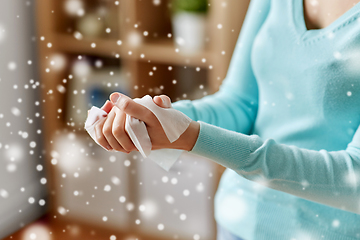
[21,223,52,240]
[64,0,84,17]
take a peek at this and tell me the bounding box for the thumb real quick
[153,95,172,108]
[109,92,156,124]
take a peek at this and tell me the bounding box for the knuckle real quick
[95,126,103,139]
[119,99,130,112]
[112,124,124,137]
[144,110,155,121]
[114,106,121,113]
[94,122,102,131]
[95,134,103,143]
[110,107,118,116]
[102,125,112,136]
[95,133,105,144]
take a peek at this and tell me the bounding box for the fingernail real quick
[110,93,120,104]
[106,145,112,151]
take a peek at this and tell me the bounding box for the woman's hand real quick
[93,98,136,153]
[94,93,200,152]
[145,94,201,151]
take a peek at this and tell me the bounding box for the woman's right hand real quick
[94,100,135,153]
[93,94,172,153]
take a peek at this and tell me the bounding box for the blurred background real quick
[0,0,250,239]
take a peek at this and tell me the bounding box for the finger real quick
[110,92,156,125]
[153,95,172,108]
[101,100,114,114]
[94,118,112,151]
[112,108,136,152]
[102,109,128,152]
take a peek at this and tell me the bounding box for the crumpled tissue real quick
[84,95,192,171]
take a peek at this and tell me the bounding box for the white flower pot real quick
[172,12,207,54]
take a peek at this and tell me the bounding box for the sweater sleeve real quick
[190,121,360,214]
[172,0,271,134]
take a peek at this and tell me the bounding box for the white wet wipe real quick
[84,95,192,171]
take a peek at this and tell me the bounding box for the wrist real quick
[173,121,200,151]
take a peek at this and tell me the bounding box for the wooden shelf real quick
[137,39,214,68]
[53,34,213,68]
[54,34,120,58]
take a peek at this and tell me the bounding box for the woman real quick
[94,0,360,239]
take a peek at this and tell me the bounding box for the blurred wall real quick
[0,0,47,238]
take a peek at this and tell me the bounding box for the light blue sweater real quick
[173,0,360,239]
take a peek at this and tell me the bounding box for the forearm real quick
[190,121,360,214]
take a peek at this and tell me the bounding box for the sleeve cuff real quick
[189,121,255,171]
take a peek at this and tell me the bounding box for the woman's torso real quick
[215,0,360,239]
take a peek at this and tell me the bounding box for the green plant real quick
[172,0,208,13]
